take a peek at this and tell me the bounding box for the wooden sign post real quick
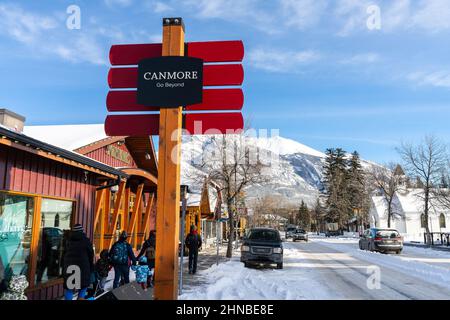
[104,17,245,300]
[154,17,184,300]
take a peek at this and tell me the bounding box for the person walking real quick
[93,249,111,295]
[109,231,136,289]
[62,224,94,300]
[137,230,156,260]
[185,225,202,274]
[131,256,151,291]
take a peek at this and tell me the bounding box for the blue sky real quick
[1,0,450,164]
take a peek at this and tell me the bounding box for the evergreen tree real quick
[322,148,350,230]
[347,151,366,228]
[311,198,325,233]
[296,200,311,231]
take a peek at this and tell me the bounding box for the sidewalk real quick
[96,242,232,299]
[180,242,231,291]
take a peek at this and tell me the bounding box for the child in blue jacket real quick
[132,256,152,291]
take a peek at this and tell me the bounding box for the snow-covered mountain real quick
[180,135,377,207]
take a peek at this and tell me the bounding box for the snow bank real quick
[179,248,335,300]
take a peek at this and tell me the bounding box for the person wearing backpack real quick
[185,225,202,274]
[109,231,136,289]
[137,230,156,260]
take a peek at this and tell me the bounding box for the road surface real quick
[286,238,450,300]
[180,237,450,300]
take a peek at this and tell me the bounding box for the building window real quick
[440,213,446,229]
[35,198,73,285]
[420,214,426,228]
[0,193,34,294]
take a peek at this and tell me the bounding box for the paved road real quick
[284,239,450,300]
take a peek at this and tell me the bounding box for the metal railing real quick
[424,232,450,246]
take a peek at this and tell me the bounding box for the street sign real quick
[137,56,203,107]
[109,40,244,65]
[108,64,244,88]
[105,17,245,300]
[104,112,244,136]
[106,88,244,112]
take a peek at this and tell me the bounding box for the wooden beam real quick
[123,187,130,232]
[120,167,158,185]
[93,188,106,231]
[101,189,111,251]
[141,193,154,238]
[127,183,144,235]
[154,20,184,300]
[107,181,126,249]
[28,196,42,289]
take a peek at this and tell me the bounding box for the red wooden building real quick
[0,110,158,300]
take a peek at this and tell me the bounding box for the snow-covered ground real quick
[179,237,450,300]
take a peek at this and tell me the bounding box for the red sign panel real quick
[106,89,243,112]
[108,64,243,89]
[105,113,243,136]
[109,40,243,65]
[187,40,244,63]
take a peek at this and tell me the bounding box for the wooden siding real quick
[84,142,137,168]
[0,144,103,300]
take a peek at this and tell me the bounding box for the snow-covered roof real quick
[396,189,424,213]
[23,124,107,151]
[371,196,387,218]
[187,193,201,207]
[371,188,448,219]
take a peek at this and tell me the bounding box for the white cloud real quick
[183,0,280,34]
[280,0,327,30]
[0,4,109,65]
[153,1,173,13]
[411,0,450,32]
[382,0,410,31]
[407,71,450,89]
[249,48,320,73]
[0,4,57,44]
[340,53,380,65]
[53,35,107,65]
[104,0,133,8]
[334,0,372,36]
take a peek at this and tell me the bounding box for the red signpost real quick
[106,89,244,112]
[104,18,244,299]
[109,40,244,65]
[108,64,244,88]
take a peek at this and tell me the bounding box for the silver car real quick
[292,229,308,242]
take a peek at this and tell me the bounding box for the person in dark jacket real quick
[185,225,202,274]
[137,230,156,260]
[62,224,94,300]
[109,231,136,289]
[93,249,111,294]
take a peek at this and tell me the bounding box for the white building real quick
[369,188,449,242]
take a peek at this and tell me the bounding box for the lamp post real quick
[179,184,189,296]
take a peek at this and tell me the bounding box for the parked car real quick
[285,226,297,239]
[359,228,403,254]
[241,228,283,269]
[292,229,308,242]
[325,230,341,237]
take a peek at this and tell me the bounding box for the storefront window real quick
[0,193,34,293]
[35,199,73,285]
